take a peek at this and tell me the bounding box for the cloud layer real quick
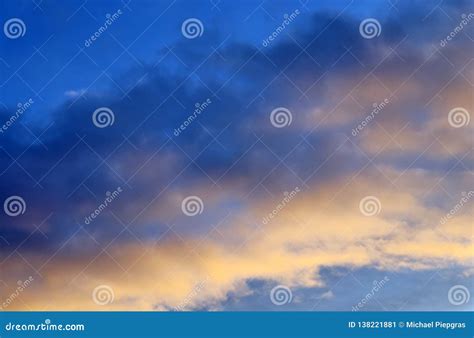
[0,0,472,310]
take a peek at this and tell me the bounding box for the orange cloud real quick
[1,167,472,310]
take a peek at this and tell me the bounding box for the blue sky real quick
[0,0,472,311]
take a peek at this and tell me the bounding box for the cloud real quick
[1,166,471,310]
[0,0,472,310]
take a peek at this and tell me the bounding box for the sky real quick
[0,0,473,311]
